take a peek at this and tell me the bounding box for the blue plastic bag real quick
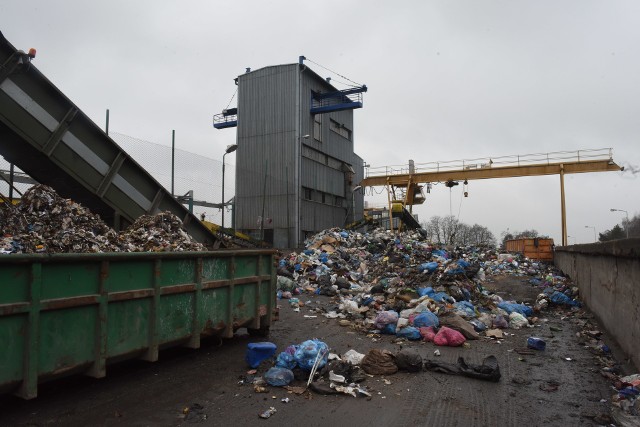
[431,291,453,303]
[293,339,329,371]
[413,311,439,328]
[457,259,470,268]
[418,262,439,273]
[432,249,449,259]
[275,351,297,370]
[497,302,533,317]
[417,287,432,297]
[454,301,476,318]
[381,323,397,335]
[446,266,465,275]
[264,367,294,386]
[396,326,421,340]
[469,318,487,332]
[549,291,580,307]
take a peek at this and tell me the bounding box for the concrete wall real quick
[554,239,640,370]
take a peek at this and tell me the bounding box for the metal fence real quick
[0,132,235,225]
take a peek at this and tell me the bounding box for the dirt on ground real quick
[0,275,625,426]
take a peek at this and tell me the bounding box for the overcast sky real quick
[2,1,638,244]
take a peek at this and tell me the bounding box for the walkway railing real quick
[365,148,614,178]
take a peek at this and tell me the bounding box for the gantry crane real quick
[360,148,623,246]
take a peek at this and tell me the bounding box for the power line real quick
[225,88,238,110]
[305,58,362,87]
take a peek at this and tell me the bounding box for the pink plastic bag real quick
[433,326,466,347]
[419,326,436,342]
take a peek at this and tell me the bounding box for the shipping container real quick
[0,250,276,399]
[505,238,554,261]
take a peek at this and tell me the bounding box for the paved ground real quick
[0,275,624,426]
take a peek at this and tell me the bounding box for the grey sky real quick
[2,0,638,244]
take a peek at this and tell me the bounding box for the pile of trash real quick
[276,228,580,345]
[118,212,205,252]
[0,185,204,253]
[242,337,501,416]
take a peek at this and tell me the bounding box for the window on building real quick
[303,187,312,200]
[313,114,322,141]
[330,119,352,140]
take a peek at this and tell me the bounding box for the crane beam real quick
[360,155,622,247]
[361,159,622,187]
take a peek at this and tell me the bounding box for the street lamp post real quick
[584,225,596,243]
[222,144,238,229]
[610,208,629,238]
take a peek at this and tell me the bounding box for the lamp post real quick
[221,144,238,229]
[610,208,629,238]
[584,225,596,243]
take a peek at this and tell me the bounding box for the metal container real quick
[505,238,554,261]
[0,250,276,399]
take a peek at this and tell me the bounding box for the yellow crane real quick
[360,148,623,246]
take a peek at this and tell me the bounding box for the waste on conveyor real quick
[0,185,205,253]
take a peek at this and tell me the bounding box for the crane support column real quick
[386,178,394,234]
[560,164,567,246]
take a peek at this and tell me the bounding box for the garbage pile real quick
[0,185,204,253]
[242,337,502,417]
[276,228,580,345]
[118,211,205,252]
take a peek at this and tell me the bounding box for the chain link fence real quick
[0,132,235,226]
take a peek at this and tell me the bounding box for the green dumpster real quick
[0,250,276,399]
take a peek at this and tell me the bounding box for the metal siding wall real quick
[301,200,347,231]
[300,75,355,161]
[233,63,364,243]
[301,157,344,196]
[235,65,297,232]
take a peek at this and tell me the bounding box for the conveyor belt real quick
[0,32,220,247]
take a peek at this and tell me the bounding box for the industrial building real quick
[214,57,367,248]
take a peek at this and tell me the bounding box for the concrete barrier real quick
[555,239,640,370]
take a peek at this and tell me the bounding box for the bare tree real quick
[422,216,496,246]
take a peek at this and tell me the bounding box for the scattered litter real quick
[424,355,501,382]
[182,403,207,422]
[343,349,365,365]
[264,367,294,387]
[259,407,277,419]
[246,342,277,369]
[361,349,398,376]
[527,337,546,351]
